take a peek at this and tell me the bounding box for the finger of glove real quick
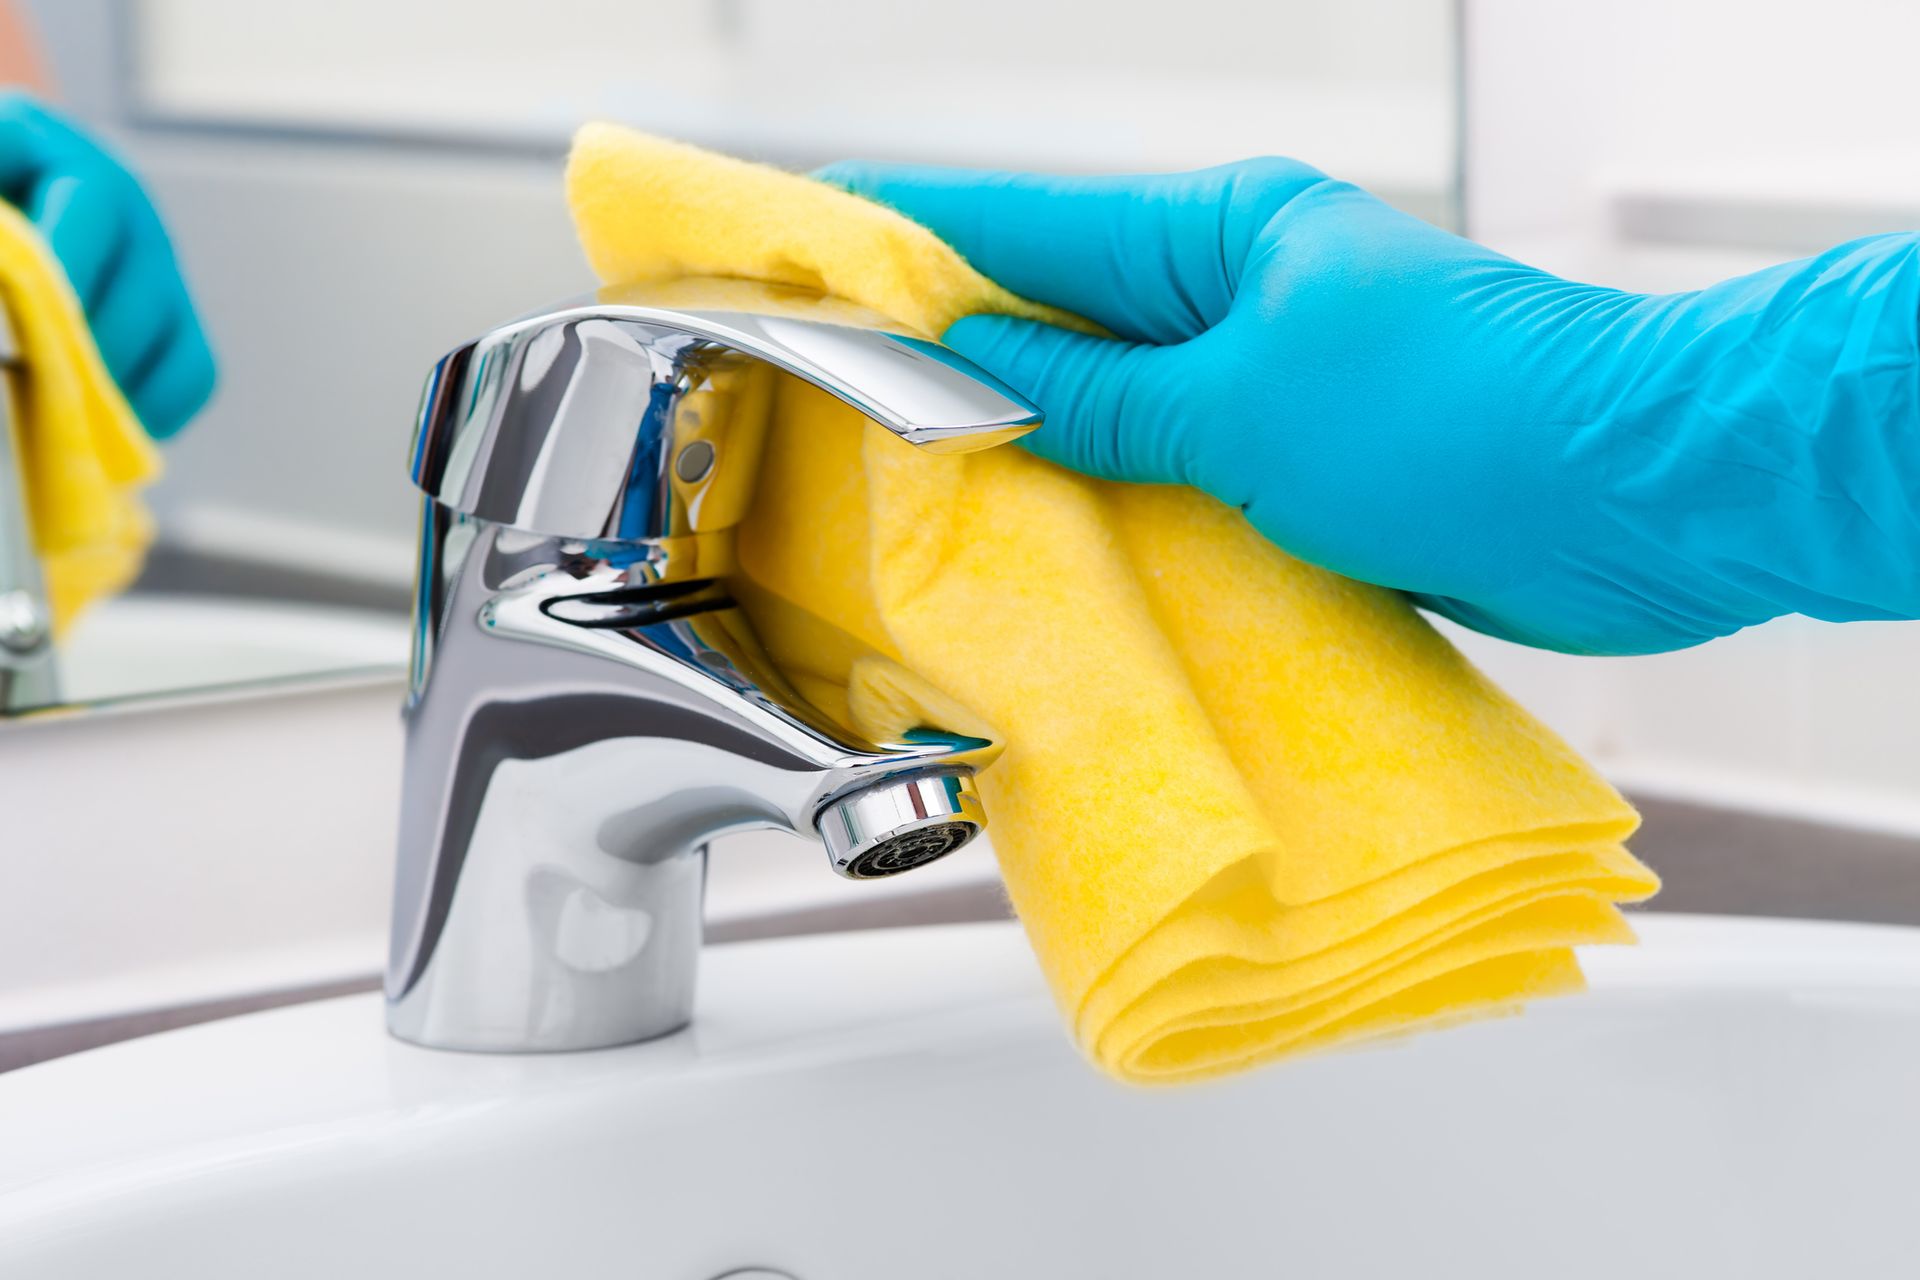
[85,215,187,391]
[818,161,1321,345]
[0,93,50,203]
[124,309,216,440]
[943,313,1192,485]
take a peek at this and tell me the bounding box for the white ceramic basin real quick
[1,914,1916,1278]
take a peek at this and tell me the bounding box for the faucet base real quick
[385,738,710,1054]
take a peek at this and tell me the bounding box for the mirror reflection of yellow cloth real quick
[0,202,158,635]
[567,124,1659,1085]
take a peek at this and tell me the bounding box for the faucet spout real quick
[386,282,1033,1053]
[0,307,58,714]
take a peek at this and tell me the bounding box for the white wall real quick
[1466,0,1920,258]
[135,138,591,582]
[128,0,1457,196]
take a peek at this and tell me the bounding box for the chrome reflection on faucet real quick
[0,307,58,714]
[386,280,1039,1052]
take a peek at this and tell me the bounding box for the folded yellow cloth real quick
[0,202,158,633]
[567,125,1660,1084]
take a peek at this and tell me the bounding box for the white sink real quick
[0,914,1915,1278]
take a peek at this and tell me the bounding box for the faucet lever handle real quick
[409,278,1042,544]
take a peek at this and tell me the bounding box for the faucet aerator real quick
[819,769,985,880]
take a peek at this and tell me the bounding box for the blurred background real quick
[5,0,1920,1061]
[13,0,1460,706]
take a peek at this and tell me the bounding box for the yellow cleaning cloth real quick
[0,202,159,633]
[567,125,1660,1084]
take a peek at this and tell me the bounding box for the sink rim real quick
[4,912,1920,1212]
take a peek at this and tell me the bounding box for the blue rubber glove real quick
[818,159,1920,655]
[0,93,215,440]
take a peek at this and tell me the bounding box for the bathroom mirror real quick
[2,0,1460,715]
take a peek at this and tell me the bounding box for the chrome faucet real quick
[385,280,1040,1052]
[0,307,58,714]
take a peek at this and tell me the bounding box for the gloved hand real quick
[818,159,1920,655]
[0,92,215,439]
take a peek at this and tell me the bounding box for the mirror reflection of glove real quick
[820,158,1920,655]
[0,92,215,439]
